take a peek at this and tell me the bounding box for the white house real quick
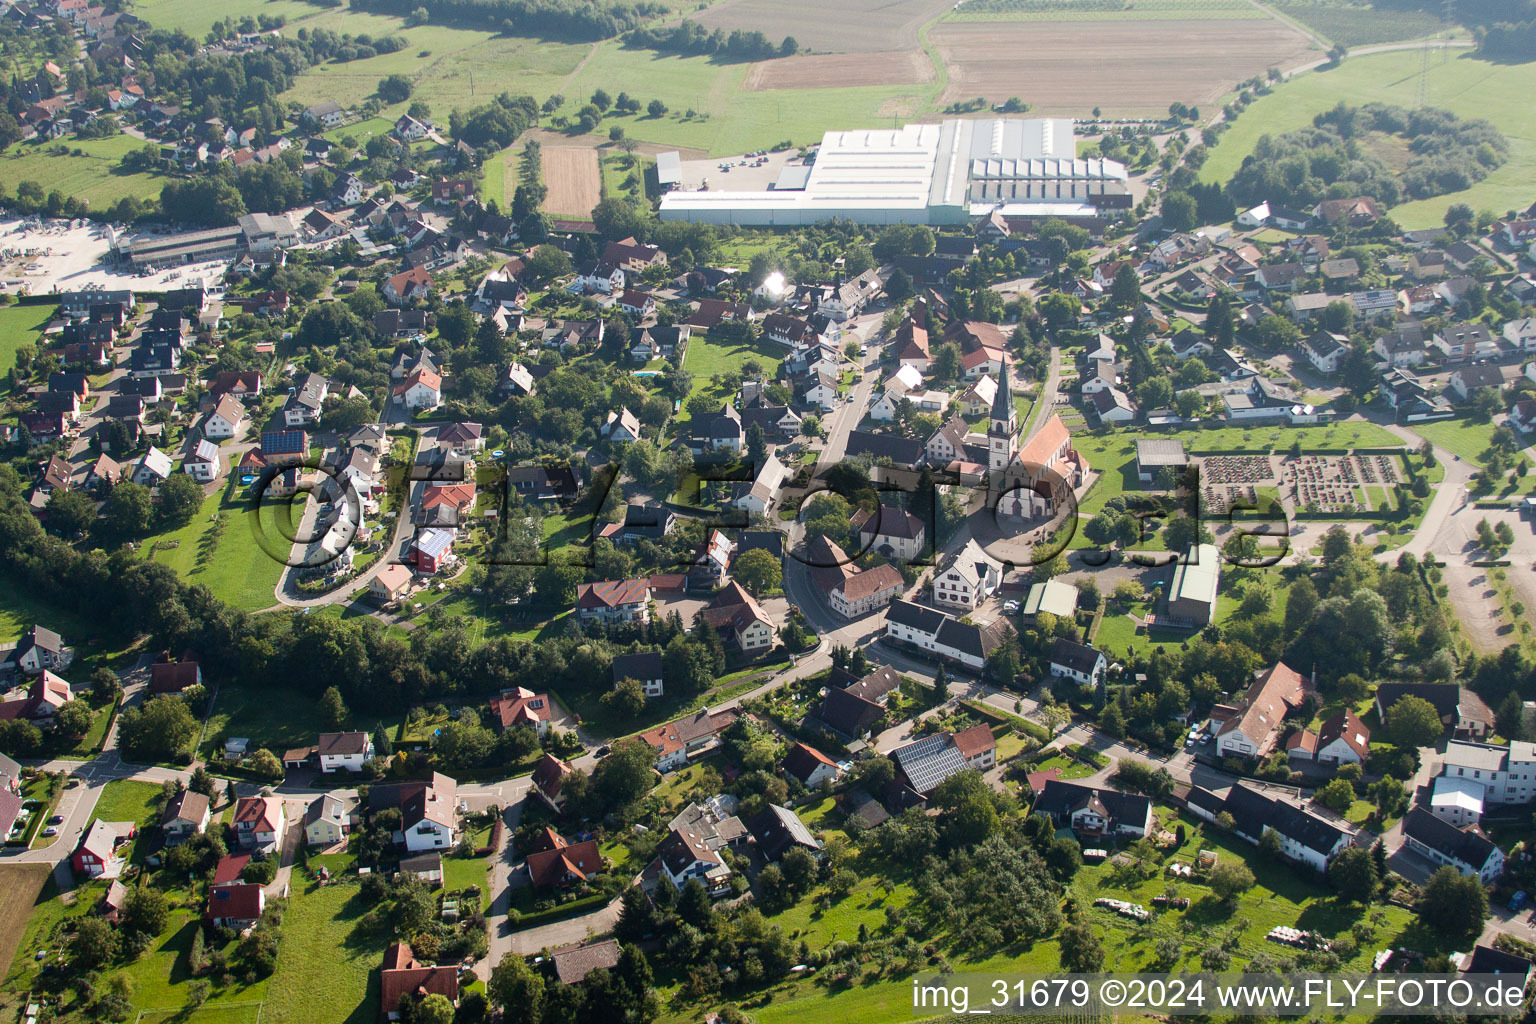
[184,439,222,483]
[1301,331,1350,375]
[1237,202,1271,228]
[932,539,1000,611]
[392,368,442,411]
[131,447,173,487]
[203,395,247,440]
[802,372,839,412]
[734,454,786,515]
[1402,807,1504,884]
[1048,638,1106,687]
[1503,317,1536,353]
[316,732,374,773]
[1429,775,1485,828]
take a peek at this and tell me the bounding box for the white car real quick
[1003,600,1019,613]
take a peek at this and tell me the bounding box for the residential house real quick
[601,407,642,443]
[883,600,1001,671]
[700,580,776,653]
[1301,331,1350,375]
[1436,324,1500,362]
[1402,807,1504,884]
[852,505,926,560]
[525,831,602,889]
[370,564,414,605]
[1449,363,1504,402]
[5,625,70,675]
[382,267,433,305]
[304,793,352,847]
[316,732,374,773]
[379,942,458,1022]
[232,796,285,853]
[1033,780,1152,838]
[206,883,265,930]
[657,827,732,896]
[160,790,210,844]
[612,650,664,698]
[783,742,840,789]
[576,578,651,625]
[184,438,222,483]
[1503,317,1536,354]
[72,820,134,878]
[747,804,821,861]
[1048,638,1106,687]
[530,754,578,813]
[1212,661,1310,759]
[809,536,906,619]
[1287,708,1370,765]
[488,687,557,737]
[372,773,459,852]
[637,708,738,773]
[953,723,997,770]
[932,538,1000,611]
[130,447,173,487]
[283,373,328,427]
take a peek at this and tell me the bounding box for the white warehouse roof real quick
[660,117,1125,226]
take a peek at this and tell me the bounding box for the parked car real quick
[42,827,58,837]
[47,815,63,825]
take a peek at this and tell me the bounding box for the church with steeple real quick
[988,359,1018,472]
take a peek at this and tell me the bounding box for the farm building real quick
[659,118,1126,227]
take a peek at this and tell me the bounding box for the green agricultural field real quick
[129,0,321,38]
[1202,49,1536,228]
[945,0,1268,20]
[1269,0,1448,46]
[280,15,585,120]
[0,305,50,384]
[141,480,288,613]
[262,881,389,1024]
[553,43,931,157]
[90,779,163,828]
[0,135,165,208]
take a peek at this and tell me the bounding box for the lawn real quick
[679,334,785,427]
[1201,49,1536,228]
[141,479,288,613]
[0,305,51,386]
[90,779,163,828]
[442,850,492,894]
[203,680,370,762]
[120,907,269,1013]
[0,134,166,208]
[0,586,93,645]
[601,152,652,203]
[262,881,388,1024]
[1410,417,1530,470]
[1029,752,1097,779]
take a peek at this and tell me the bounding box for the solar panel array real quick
[893,733,968,794]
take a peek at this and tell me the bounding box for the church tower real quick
[988,359,1017,472]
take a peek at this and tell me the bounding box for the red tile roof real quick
[525,839,601,888]
[952,723,996,759]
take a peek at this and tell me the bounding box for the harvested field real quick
[541,147,602,218]
[683,0,955,52]
[931,19,1316,115]
[743,51,935,91]
[0,864,50,980]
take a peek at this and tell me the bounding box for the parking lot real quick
[0,216,228,295]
